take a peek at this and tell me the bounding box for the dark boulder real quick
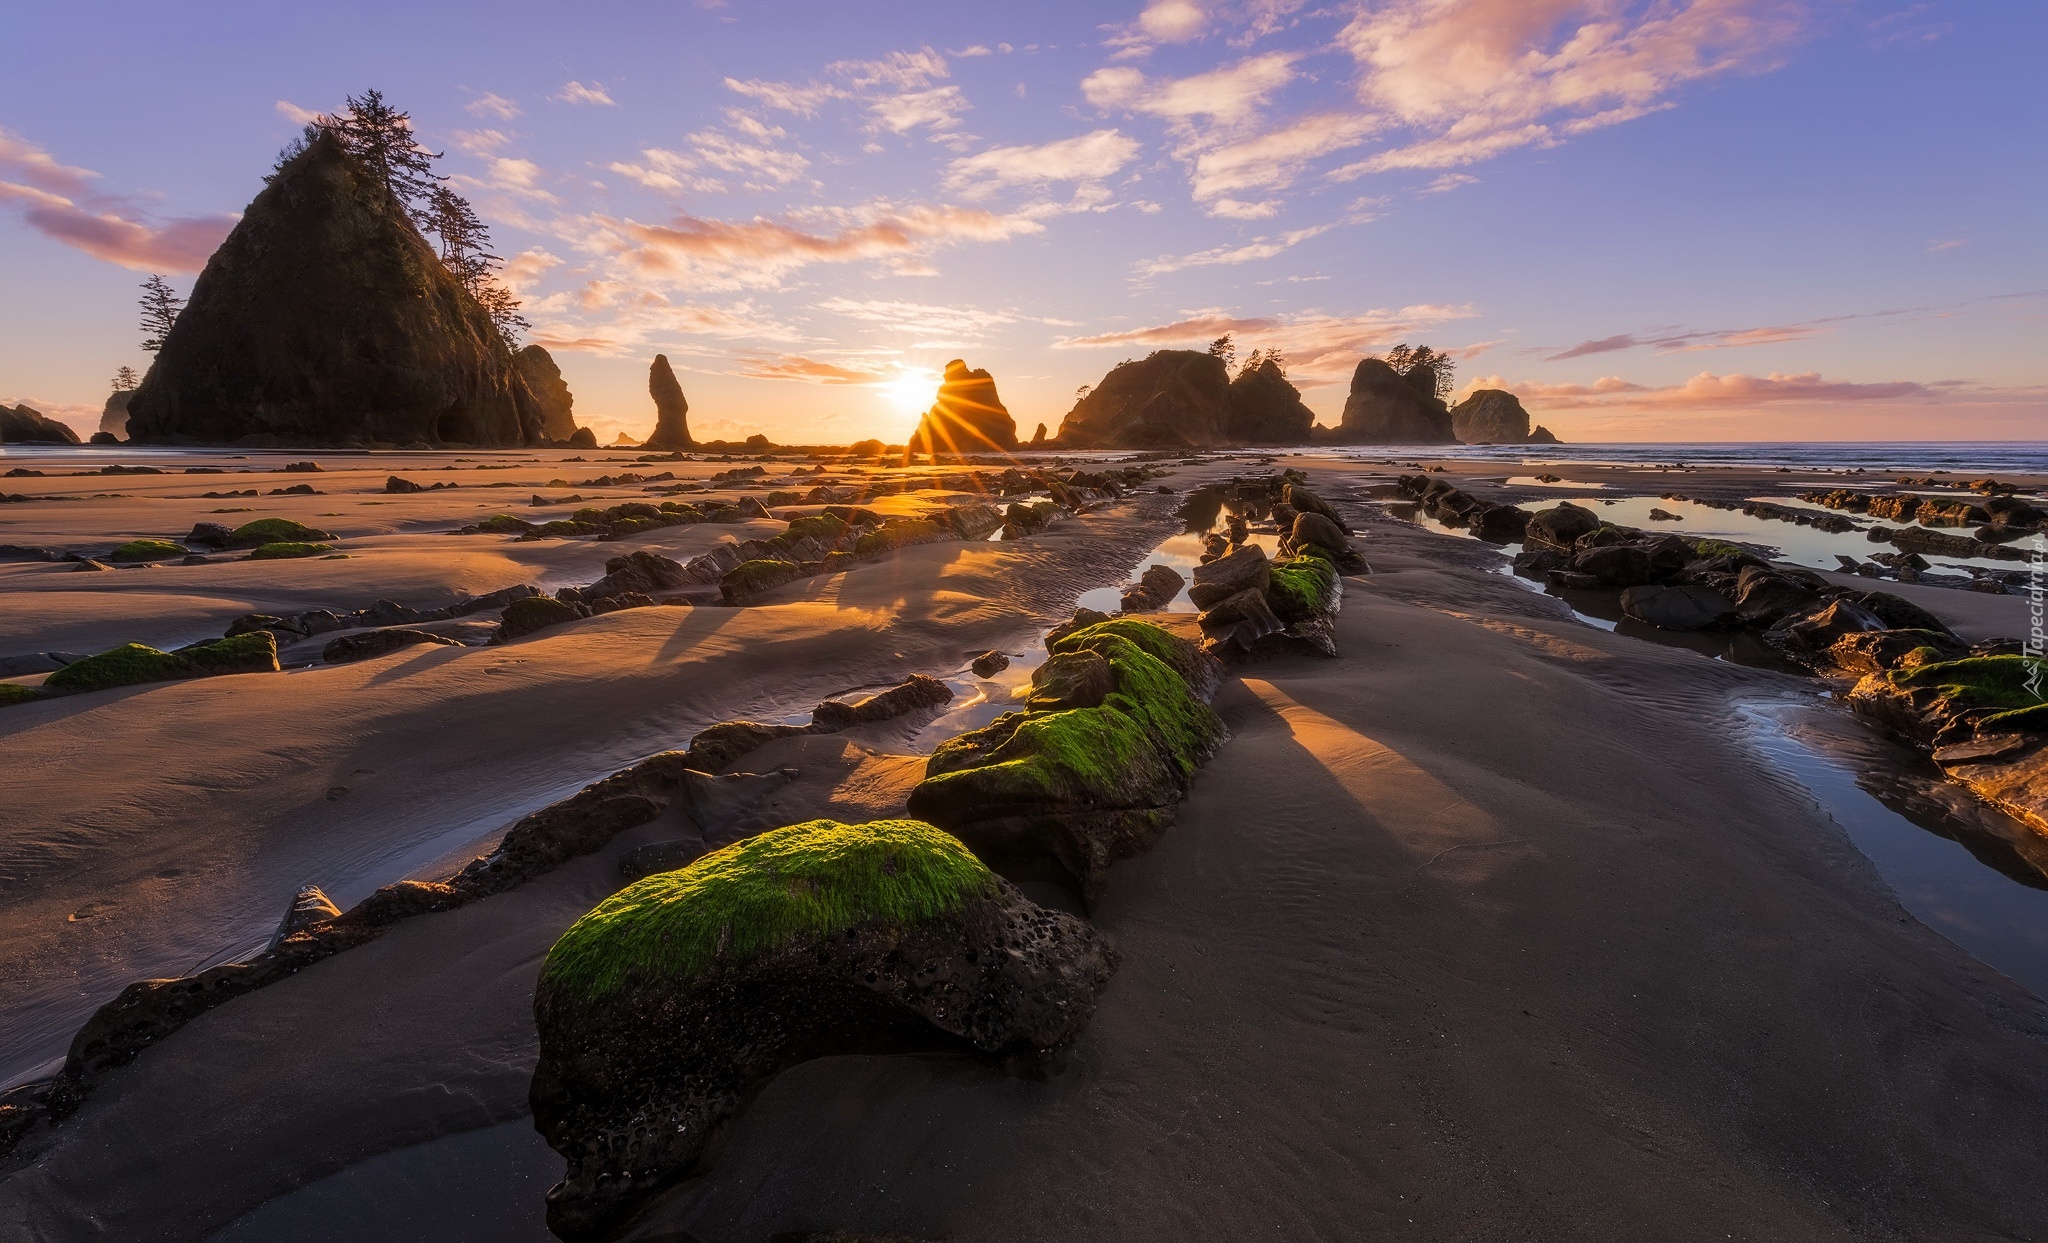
[1524,502,1601,554]
[1619,584,1737,630]
[1575,544,1655,586]
[1027,650,1117,712]
[1282,482,1348,533]
[1198,586,1286,652]
[1850,590,1958,638]
[644,354,692,450]
[1119,563,1186,613]
[99,391,133,439]
[971,650,1010,678]
[515,344,578,442]
[496,595,590,641]
[906,359,1017,454]
[1766,598,1889,656]
[530,818,1115,1241]
[1732,566,1820,625]
[1189,543,1271,607]
[809,674,954,730]
[1328,358,1455,444]
[321,628,463,664]
[124,129,540,447]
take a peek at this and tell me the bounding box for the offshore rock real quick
[125,129,540,447]
[1330,358,1455,444]
[644,354,692,449]
[906,359,1017,455]
[515,344,578,442]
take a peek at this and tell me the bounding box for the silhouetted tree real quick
[1380,343,1456,401]
[112,365,140,391]
[330,89,441,213]
[138,275,184,353]
[266,122,324,182]
[474,282,529,351]
[1207,334,1235,368]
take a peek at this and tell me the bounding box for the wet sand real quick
[5,451,2048,1241]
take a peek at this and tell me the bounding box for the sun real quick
[879,367,940,418]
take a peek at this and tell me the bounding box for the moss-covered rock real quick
[530,817,1115,1240]
[908,619,1224,899]
[780,512,849,548]
[853,517,945,558]
[106,538,188,563]
[1850,654,2048,742]
[248,540,334,559]
[44,643,194,693]
[0,683,46,708]
[183,631,281,675]
[1265,553,1338,623]
[496,594,588,641]
[720,557,805,604]
[226,517,336,548]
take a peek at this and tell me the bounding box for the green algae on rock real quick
[0,683,46,707]
[908,619,1225,899]
[43,633,281,695]
[247,541,335,559]
[106,539,189,563]
[539,818,998,1006]
[227,517,336,548]
[530,817,1115,1241]
[1852,655,2048,743]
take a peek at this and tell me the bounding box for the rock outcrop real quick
[1450,388,1553,444]
[514,345,578,442]
[1328,358,1456,444]
[1056,350,1318,448]
[0,404,80,444]
[530,818,1114,1240]
[1225,357,1316,444]
[643,354,691,449]
[1055,350,1234,448]
[906,358,1017,455]
[124,129,541,448]
[99,391,132,439]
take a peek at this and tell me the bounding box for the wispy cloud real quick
[1546,322,1821,360]
[734,352,895,385]
[944,129,1140,196]
[0,127,234,271]
[554,81,617,106]
[727,46,969,138]
[1469,369,1969,410]
[465,92,523,121]
[1134,223,1332,277]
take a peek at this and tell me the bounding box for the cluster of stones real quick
[1658,492,1861,533]
[0,632,281,707]
[1847,654,2048,839]
[0,672,966,1160]
[1800,488,2043,567]
[1396,472,1534,544]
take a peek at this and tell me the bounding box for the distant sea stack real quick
[0,403,80,444]
[906,359,1016,455]
[644,354,691,449]
[1327,358,1456,444]
[515,345,580,443]
[1449,388,1561,445]
[1057,349,1317,448]
[1225,357,1315,445]
[124,129,540,448]
[100,391,133,439]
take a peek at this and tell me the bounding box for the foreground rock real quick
[529,818,1116,1240]
[125,129,540,448]
[643,354,692,450]
[906,359,1017,455]
[1848,655,2048,836]
[908,619,1224,899]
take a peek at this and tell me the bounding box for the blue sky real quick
[2,0,2042,443]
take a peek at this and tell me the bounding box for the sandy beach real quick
[2,447,2046,1241]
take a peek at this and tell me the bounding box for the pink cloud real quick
[0,129,234,272]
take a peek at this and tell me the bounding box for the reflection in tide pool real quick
[1742,702,2048,1001]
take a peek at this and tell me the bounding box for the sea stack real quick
[0,404,80,444]
[906,359,1017,455]
[1055,350,1233,448]
[1329,358,1456,444]
[124,128,540,448]
[99,391,132,440]
[1225,357,1316,445]
[1450,388,1562,444]
[515,345,579,443]
[644,355,691,449]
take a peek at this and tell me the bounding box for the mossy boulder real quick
[106,539,189,563]
[248,541,334,559]
[779,512,850,548]
[226,517,335,549]
[1266,552,1339,623]
[907,620,1224,899]
[0,683,46,708]
[720,557,805,604]
[1850,655,2048,743]
[496,594,589,641]
[42,632,283,695]
[530,818,1115,1240]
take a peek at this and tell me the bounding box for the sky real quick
[2,0,2043,445]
